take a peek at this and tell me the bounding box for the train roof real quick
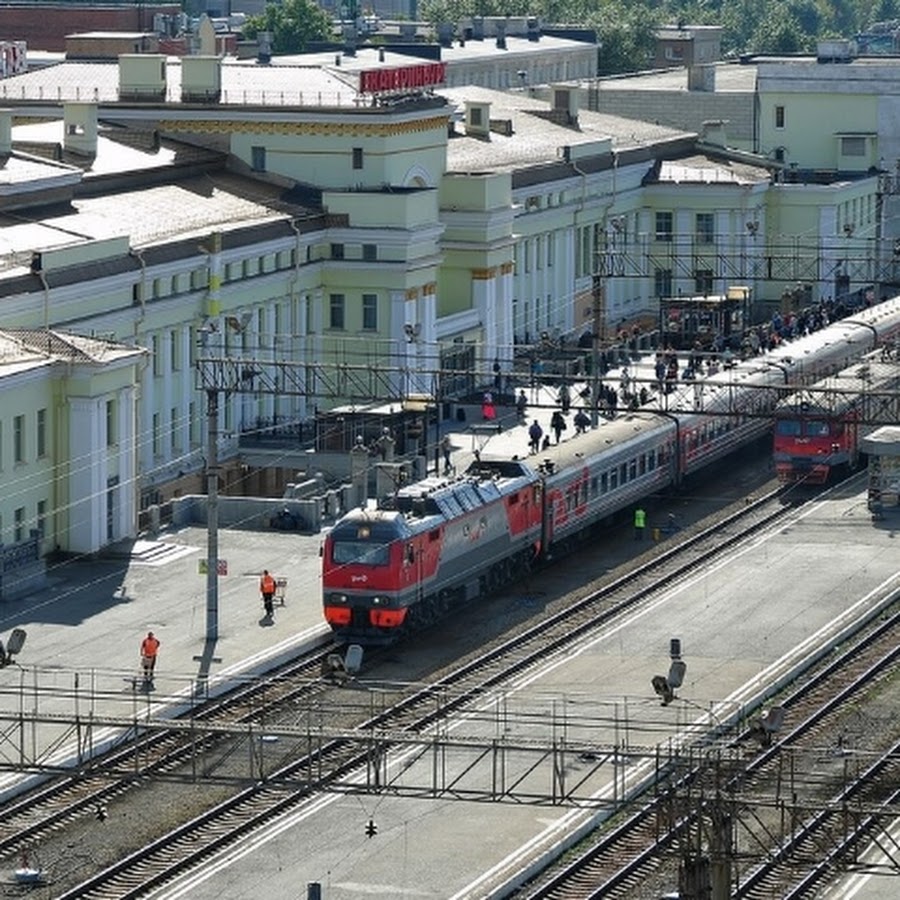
[776,352,900,417]
[383,459,536,522]
[479,412,673,471]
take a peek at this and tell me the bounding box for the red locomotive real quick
[773,350,900,484]
[323,298,900,644]
[322,460,543,638]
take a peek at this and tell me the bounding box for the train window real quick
[806,420,830,436]
[776,420,802,436]
[406,545,415,564]
[620,462,627,483]
[610,469,619,490]
[332,540,389,566]
[509,492,519,505]
[429,529,440,541]
[591,476,598,496]
[629,459,637,480]
[601,472,608,493]
[648,452,656,472]
[639,455,646,476]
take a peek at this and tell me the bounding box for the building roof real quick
[652,153,771,185]
[590,61,758,94]
[6,328,144,363]
[440,85,693,173]
[0,58,360,108]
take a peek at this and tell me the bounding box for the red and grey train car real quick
[774,350,900,484]
[322,297,900,644]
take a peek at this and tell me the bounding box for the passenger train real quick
[773,348,900,484]
[322,298,900,644]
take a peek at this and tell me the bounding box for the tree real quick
[243,0,334,54]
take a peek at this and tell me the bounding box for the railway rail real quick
[0,485,808,898]
[512,596,900,899]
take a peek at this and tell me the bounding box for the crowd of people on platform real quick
[447,295,878,462]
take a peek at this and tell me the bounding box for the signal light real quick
[365,818,377,838]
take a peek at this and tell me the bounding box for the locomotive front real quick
[322,509,414,641]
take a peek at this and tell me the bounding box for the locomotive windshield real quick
[775,419,831,437]
[329,522,395,565]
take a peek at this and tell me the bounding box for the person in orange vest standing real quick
[140,631,160,682]
[260,569,276,618]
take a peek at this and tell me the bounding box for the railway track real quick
[0,485,809,898]
[511,597,900,899]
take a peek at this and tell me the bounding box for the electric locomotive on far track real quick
[321,297,900,645]
[773,348,900,484]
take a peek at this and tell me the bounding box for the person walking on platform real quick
[528,419,543,454]
[633,506,646,541]
[260,569,276,618]
[550,409,567,444]
[140,631,160,681]
[440,434,453,475]
[573,409,590,434]
[516,389,528,423]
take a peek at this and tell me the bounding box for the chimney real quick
[0,108,12,156]
[63,102,98,157]
[258,31,272,64]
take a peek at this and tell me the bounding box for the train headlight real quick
[372,596,389,606]
[330,593,349,604]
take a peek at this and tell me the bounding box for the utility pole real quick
[205,386,219,642]
[197,324,224,644]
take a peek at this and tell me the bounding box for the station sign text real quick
[359,62,447,95]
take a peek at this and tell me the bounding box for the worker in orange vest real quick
[140,631,160,681]
[260,569,276,618]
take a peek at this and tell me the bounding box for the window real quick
[330,243,344,260]
[14,507,24,543]
[329,294,345,330]
[654,268,673,298]
[694,269,714,295]
[547,233,554,268]
[171,408,179,451]
[37,499,47,538]
[775,105,785,128]
[469,106,483,127]
[189,401,199,447]
[152,334,161,375]
[695,212,714,244]
[170,330,180,370]
[362,293,378,330]
[841,136,866,157]
[152,413,161,457]
[655,211,673,242]
[106,399,116,446]
[352,147,364,169]
[251,145,266,171]
[36,408,47,458]
[14,414,24,463]
[362,243,377,262]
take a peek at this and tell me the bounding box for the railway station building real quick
[0,36,892,562]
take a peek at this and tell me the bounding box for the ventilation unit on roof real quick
[118,54,167,102]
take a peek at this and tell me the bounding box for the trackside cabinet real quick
[862,426,900,518]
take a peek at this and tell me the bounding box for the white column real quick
[178,325,192,455]
[117,384,138,540]
[139,348,154,478]
[160,328,173,465]
[68,397,105,553]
